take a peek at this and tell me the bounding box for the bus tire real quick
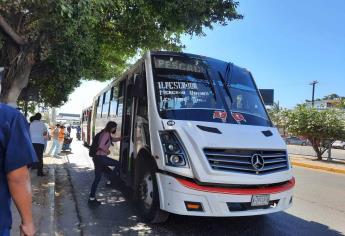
[137,167,169,223]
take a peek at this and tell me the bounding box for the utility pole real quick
[310,80,319,107]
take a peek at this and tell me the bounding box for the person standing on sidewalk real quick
[57,125,65,155]
[29,113,48,176]
[89,121,125,205]
[0,104,37,236]
[48,124,60,157]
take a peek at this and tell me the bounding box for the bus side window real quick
[102,90,111,118]
[110,87,118,118]
[117,81,125,117]
[135,62,150,148]
[96,95,102,118]
[117,98,123,117]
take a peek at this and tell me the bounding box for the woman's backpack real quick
[88,131,102,158]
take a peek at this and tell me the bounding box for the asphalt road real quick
[288,144,345,161]
[63,140,345,236]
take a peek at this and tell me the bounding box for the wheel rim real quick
[139,173,154,210]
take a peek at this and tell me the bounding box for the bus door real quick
[119,78,135,185]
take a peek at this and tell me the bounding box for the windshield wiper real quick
[218,71,233,105]
[205,68,217,101]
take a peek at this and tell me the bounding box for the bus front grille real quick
[204,148,289,175]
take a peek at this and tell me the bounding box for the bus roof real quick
[150,51,209,60]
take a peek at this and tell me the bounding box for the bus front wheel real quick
[137,168,169,223]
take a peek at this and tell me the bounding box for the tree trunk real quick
[0,14,33,106]
[313,147,322,160]
[0,49,34,106]
[310,138,323,160]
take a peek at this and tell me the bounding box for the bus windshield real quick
[152,55,271,126]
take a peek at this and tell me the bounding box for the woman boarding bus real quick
[87,51,294,223]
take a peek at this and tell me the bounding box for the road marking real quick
[292,161,345,175]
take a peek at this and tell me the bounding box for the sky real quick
[58,0,345,113]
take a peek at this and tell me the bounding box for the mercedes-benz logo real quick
[251,154,265,171]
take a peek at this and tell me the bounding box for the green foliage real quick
[0,0,242,107]
[269,109,290,133]
[268,102,290,136]
[286,105,345,159]
[336,98,345,109]
[323,93,340,100]
[17,100,37,116]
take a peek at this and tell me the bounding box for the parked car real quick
[285,136,309,146]
[332,140,345,150]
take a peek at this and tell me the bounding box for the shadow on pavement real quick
[65,162,343,236]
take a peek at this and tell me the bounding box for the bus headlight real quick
[169,154,186,166]
[159,131,189,168]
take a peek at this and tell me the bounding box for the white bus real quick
[87,51,295,223]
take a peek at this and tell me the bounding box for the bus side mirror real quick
[134,74,145,98]
[259,89,274,106]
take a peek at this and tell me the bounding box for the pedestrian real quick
[76,125,81,140]
[0,103,37,236]
[89,121,125,205]
[67,125,71,135]
[48,124,60,158]
[57,125,65,155]
[29,113,48,176]
[29,116,35,123]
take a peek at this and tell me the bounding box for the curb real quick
[47,166,56,235]
[291,160,345,175]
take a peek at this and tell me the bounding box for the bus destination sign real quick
[154,57,206,74]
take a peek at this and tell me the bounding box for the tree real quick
[286,105,345,160]
[268,102,290,136]
[323,94,340,100]
[0,0,242,107]
[336,98,345,109]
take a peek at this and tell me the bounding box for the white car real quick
[332,141,345,150]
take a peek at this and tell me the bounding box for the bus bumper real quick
[156,173,294,217]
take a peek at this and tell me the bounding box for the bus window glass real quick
[104,90,111,103]
[109,86,118,118]
[117,98,123,117]
[152,56,224,123]
[110,100,118,118]
[218,65,271,126]
[102,91,110,117]
[96,95,103,118]
[152,56,271,126]
[111,86,119,101]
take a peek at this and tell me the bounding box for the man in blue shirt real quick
[0,104,37,236]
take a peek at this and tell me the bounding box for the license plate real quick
[251,195,270,206]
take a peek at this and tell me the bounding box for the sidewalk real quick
[290,154,345,175]
[11,156,62,236]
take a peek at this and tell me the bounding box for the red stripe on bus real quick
[176,177,295,195]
